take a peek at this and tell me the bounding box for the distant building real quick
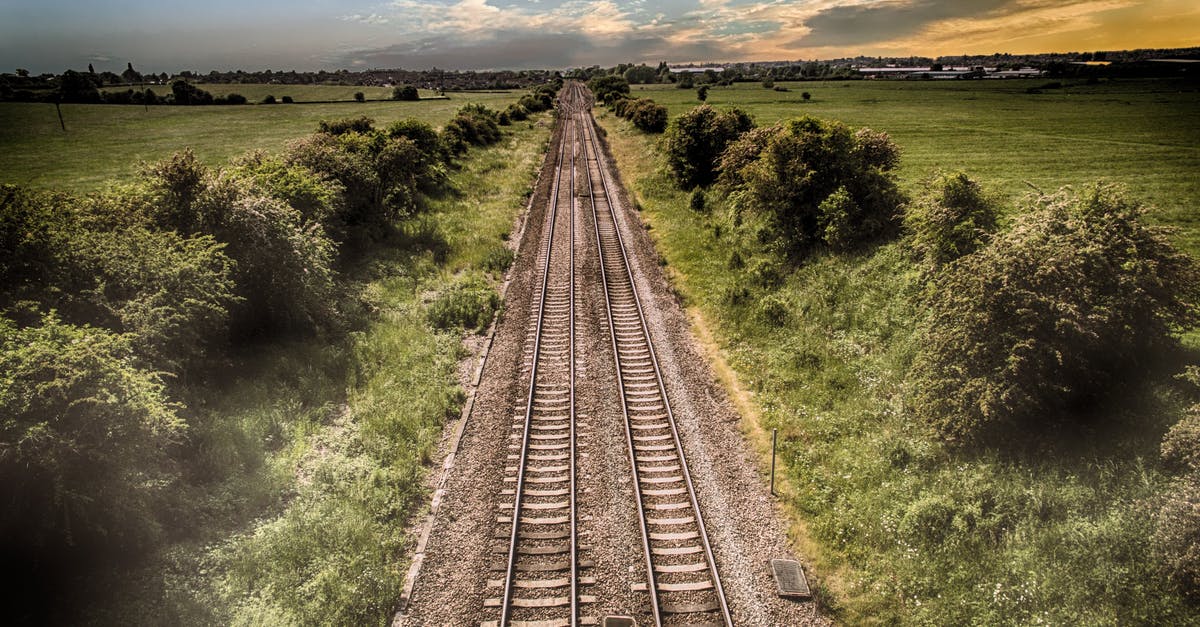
[857,65,1040,79]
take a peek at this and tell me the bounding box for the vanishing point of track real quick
[486,82,731,627]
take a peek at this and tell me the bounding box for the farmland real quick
[0,86,525,191]
[627,78,1200,251]
[597,76,1200,624]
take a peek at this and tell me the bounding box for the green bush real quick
[1154,475,1200,599]
[427,276,500,332]
[441,104,502,156]
[722,116,903,253]
[69,227,238,372]
[662,105,754,189]
[0,185,78,320]
[904,171,999,268]
[392,84,419,101]
[910,184,1200,443]
[627,99,668,133]
[233,150,346,227]
[0,314,183,556]
[689,189,706,212]
[140,153,338,335]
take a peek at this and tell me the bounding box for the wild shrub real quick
[318,116,375,136]
[0,185,78,320]
[441,104,502,155]
[662,105,755,189]
[0,314,183,556]
[233,150,346,227]
[626,99,668,133]
[1,185,238,371]
[722,116,903,252]
[192,176,337,335]
[905,171,999,268]
[140,155,338,335]
[757,293,790,326]
[392,84,419,101]
[690,189,706,212]
[910,184,1200,443]
[426,276,500,332]
[69,227,238,372]
[505,103,529,121]
[1154,475,1200,599]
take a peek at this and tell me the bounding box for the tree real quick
[697,85,709,102]
[802,91,812,101]
[354,91,365,102]
[392,84,419,101]
[623,64,657,84]
[121,62,142,84]
[662,105,754,189]
[261,94,277,104]
[720,116,903,252]
[57,69,101,103]
[910,184,1200,443]
[624,99,668,133]
[587,75,629,104]
[676,73,694,89]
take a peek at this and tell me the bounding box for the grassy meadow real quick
[0,86,523,191]
[631,78,1200,252]
[598,77,1200,624]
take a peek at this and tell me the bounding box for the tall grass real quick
[597,111,1200,624]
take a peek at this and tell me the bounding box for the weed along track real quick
[399,82,827,626]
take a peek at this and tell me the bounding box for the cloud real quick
[790,0,1018,47]
[342,13,391,25]
[333,26,739,69]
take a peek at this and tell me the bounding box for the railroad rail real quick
[484,89,588,627]
[484,81,730,626]
[575,96,732,625]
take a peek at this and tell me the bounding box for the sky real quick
[1,0,1198,73]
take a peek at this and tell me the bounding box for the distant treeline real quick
[0,64,562,102]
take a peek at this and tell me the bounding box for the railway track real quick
[486,82,730,627]
[484,103,587,627]
[575,101,732,626]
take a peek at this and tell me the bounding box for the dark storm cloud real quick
[340,30,737,70]
[792,0,1018,47]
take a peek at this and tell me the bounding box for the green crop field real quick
[627,78,1200,250]
[0,86,523,191]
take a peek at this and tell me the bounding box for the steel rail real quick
[499,105,577,626]
[578,103,733,626]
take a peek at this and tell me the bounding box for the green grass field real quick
[630,78,1200,251]
[598,77,1200,624]
[0,86,523,192]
